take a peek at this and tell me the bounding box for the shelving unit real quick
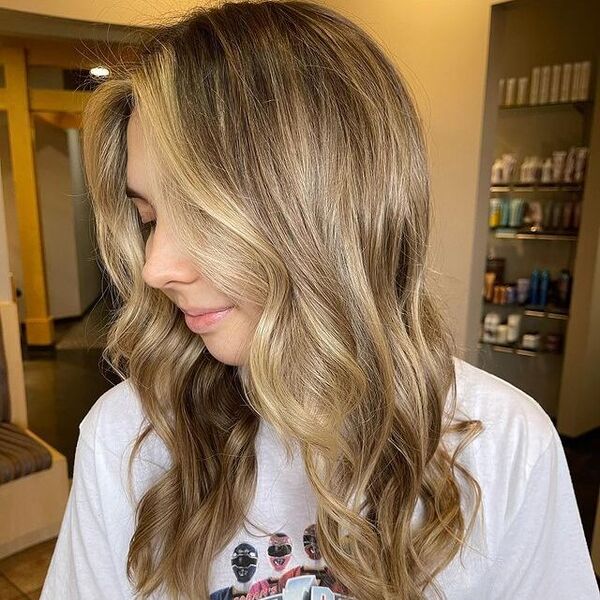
[498,99,593,112]
[477,341,560,357]
[483,301,569,320]
[490,183,583,192]
[492,230,578,241]
[478,74,594,418]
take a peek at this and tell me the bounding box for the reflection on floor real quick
[3,293,599,597]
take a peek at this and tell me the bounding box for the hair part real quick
[81,1,484,598]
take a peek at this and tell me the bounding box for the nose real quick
[141,222,198,290]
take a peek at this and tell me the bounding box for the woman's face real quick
[126,108,261,368]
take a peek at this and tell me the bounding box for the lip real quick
[180,306,233,317]
[182,307,233,333]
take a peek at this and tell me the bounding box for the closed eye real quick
[127,195,156,243]
[133,207,156,242]
[139,218,156,242]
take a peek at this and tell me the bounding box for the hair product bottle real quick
[530,66,541,104]
[539,269,550,306]
[529,269,540,305]
[560,63,572,102]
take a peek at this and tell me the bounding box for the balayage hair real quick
[81,1,484,598]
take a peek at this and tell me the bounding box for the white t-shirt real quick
[40,357,599,600]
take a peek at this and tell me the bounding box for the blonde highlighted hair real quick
[82,1,484,598]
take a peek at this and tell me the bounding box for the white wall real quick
[0,0,197,26]
[33,118,80,318]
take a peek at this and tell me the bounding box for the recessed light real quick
[90,66,110,78]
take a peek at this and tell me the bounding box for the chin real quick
[202,340,245,367]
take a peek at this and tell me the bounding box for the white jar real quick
[483,312,501,343]
[522,333,541,351]
[507,314,521,343]
[491,158,504,184]
[496,324,508,345]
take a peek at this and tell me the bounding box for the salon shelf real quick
[477,340,562,357]
[482,301,569,320]
[498,99,593,114]
[490,183,583,192]
[491,228,578,241]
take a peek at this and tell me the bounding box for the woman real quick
[40,1,597,599]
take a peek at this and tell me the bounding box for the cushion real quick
[0,422,52,484]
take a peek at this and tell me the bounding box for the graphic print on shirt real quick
[210,522,355,599]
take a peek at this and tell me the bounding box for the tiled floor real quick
[0,538,55,599]
[2,293,599,597]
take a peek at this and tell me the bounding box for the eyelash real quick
[136,212,156,241]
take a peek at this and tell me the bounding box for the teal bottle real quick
[529,269,540,306]
[539,269,550,307]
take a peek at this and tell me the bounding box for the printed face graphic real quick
[267,532,293,571]
[231,543,258,583]
[303,524,322,561]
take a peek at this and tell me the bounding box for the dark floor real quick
[560,426,600,549]
[20,294,121,479]
[2,293,598,597]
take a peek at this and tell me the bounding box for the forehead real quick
[126,109,152,191]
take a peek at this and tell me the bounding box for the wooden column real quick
[3,46,54,346]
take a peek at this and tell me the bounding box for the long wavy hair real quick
[81,1,484,598]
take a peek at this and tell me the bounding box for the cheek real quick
[229,307,252,329]
[230,305,262,335]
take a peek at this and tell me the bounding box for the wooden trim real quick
[0,37,140,70]
[0,87,92,114]
[32,111,82,130]
[1,89,89,119]
[29,89,90,113]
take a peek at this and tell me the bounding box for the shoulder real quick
[78,378,145,450]
[450,355,556,469]
[78,378,170,472]
[446,357,562,550]
[429,359,596,598]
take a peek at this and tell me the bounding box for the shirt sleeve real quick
[485,426,599,599]
[39,429,130,600]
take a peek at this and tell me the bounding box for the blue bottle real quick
[539,269,550,307]
[557,269,572,308]
[529,269,540,306]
